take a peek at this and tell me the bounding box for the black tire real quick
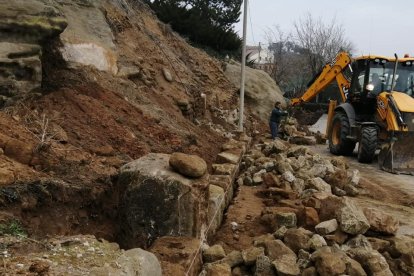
[329,112,356,155]
[357,126,377,163]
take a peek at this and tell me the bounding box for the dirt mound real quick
[0,0,257,242]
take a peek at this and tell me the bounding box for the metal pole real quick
[238,0,248,132]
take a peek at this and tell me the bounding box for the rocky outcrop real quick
[0,0,67,106]
[0,0,67,44]
[224,61,285,122]
[117,153,209,249]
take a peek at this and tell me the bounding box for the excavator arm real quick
[291,52,353,106]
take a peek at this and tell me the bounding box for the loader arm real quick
[291,52,353,106]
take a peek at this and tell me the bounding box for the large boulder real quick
[311,247,366,276]
[270,240,300,276]
[363,208,399,235]
[169,152,207,178]
[116,248,162,276]
[117,153,209,248]
[283,228,313,253]
[312,250,346,276]
[320,196,370,235]
[337,198,370,235]
[348,248,393,276]
[387,236,414,268]
[224,61,285,122]
[263,239,296,262]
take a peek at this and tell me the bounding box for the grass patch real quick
[0,220,27,237]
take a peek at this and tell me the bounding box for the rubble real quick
[207,132,413,276]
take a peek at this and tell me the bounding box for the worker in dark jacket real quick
[269,101,288,139]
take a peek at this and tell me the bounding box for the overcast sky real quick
[234,0,414,57]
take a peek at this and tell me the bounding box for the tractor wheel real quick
[329,112,356,155]
[357,126,377,163]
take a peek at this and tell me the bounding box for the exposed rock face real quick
[0,43,42,105]
[224,61,285,122]
[0,0,67,44]
[0,0,67,106]
[118,153,209,249]
[169,152,207,178]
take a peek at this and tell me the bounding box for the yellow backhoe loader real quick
[292,52,414,174]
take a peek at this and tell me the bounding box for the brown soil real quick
[291,106,325,126]
[212,186,270,252]
[0,0,259,245]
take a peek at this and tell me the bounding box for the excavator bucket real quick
[378,132,414,175]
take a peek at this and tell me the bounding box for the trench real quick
[0,176,126,245]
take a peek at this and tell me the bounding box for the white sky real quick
[234,0,414,57]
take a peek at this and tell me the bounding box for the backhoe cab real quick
[292,52,414,174]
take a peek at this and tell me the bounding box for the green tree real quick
[144,0,242,53]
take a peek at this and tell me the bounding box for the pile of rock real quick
[281,117,327,145]
[239,139,360,197]
[197,137,414,275]
[200,192,410,275]
[1,234,162,275]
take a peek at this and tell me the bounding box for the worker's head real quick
[275,101,281,108]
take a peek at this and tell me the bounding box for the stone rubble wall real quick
[133,135,251,275]
[207,135,251,239]
[198,137,412,276]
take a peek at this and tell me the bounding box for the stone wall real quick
[117,153,209,249]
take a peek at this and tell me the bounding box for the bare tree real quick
[293,13,354,76]
[265,14,354,98]
[265,26,310,97]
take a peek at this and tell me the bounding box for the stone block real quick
[216,148,243,165]
[212,163,237,177]
[118,153,209,249]
[209,175,233,207]
[208,184,226,237]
